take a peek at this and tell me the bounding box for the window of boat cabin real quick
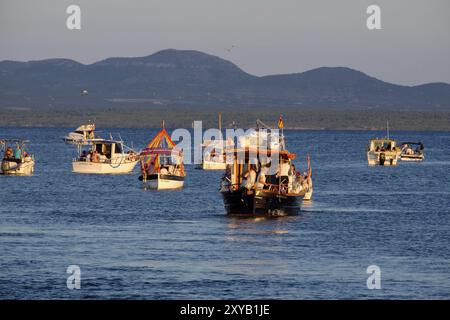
[114,143,122,155]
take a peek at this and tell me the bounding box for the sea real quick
[0,127,449,299]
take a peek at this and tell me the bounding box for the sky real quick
[0,0,449,86]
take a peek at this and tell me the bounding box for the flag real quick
[278,115,284,129]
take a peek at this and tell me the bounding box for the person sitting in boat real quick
[160,165,170,175]
[99,152,107,162]
[126,150,136,161]
[80,150,87,161]
[91,150,100,163]
[242,164,257,190]
[4,147,14,160]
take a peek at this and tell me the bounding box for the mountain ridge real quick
[1,49,449,109]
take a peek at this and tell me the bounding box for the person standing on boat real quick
[276,158,290,186]
[242,164,257,190]
[14,145,22,161]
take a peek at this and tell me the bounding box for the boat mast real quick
[387,120,390,140]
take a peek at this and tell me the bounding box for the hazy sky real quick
[1,0,449,85]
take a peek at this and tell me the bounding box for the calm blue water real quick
[0,127,449,299]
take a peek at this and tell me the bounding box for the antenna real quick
[387,120,390,140]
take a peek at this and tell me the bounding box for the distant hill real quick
[1,49,450,109]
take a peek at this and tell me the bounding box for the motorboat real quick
[198,138,234,170]
[0,139,35,175]
[367,138,401,166]
[72,138,139,174]
[63,123,97,145]
[367,122,401,166]
[400,142,424,161]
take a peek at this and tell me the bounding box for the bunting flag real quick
[278,115,284,129]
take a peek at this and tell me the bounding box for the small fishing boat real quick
[400,142,424,161]
[139,123,186,190]
[220,117,312,217]
[367,122,401,166]
[63,123,97,145]
[72,138,138,174]
[0,139,35,175]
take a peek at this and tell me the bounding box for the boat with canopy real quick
[72,136,139,174]
[0,139,35,175]
[220,117,313,216]
[139,123,186,190]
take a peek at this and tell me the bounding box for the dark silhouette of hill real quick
[1,49,449,109]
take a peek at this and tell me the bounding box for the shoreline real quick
[1,106,450,131]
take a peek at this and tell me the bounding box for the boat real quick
[400,142,424,161]
[198,113,234,170]
[367,122,401,166]
[139,123,186,190]
[220,117,312,217]
[198,138,234,170]
[72,138,139,174]
[0,139,35,175]
[63,123,97,145]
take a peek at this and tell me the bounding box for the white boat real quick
[63,123,97,145]
[0,139,35,176]
[139,124,186,190]
[367,122,401,166]
[198,139,234,170]
[72,138,139,174]
[367,138,401,166]
[400,142,424,161]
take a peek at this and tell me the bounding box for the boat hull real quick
[143,173,185,190]
[303,188,313,201]
[0,159,34,176]
[400,155,424,161]
[198,161,227,170]
[221,189,301,217]
[72,160,138,174]
[367,151,399,166]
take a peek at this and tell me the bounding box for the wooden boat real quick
[139,123,185,190]
[220,118,312,217]
[0,139,35,175]
[400,142,424,161]
[72,138,139,174]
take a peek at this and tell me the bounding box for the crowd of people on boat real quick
[78,149,136,163]
[222,158,312,195]
[2,145,30,163]
[375,143,395,152]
